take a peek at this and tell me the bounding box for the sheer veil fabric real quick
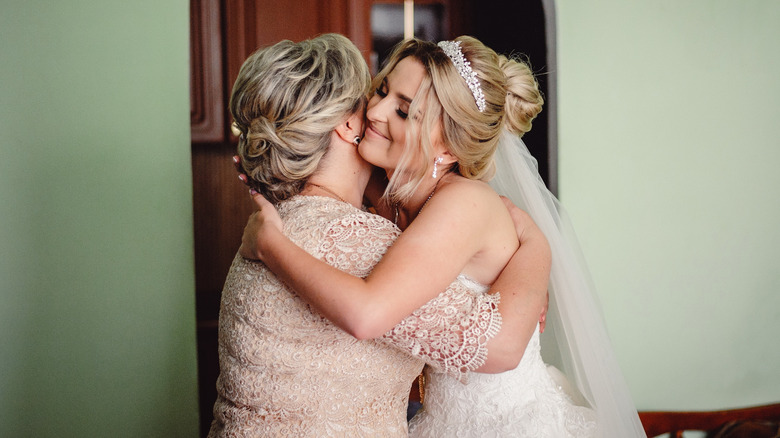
[488,131,647,437]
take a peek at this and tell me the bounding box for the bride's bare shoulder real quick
[436,176,505,211]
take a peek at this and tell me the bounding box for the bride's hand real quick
[238,190,284,261]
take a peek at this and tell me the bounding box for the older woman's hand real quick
[499,195,550,333]
[233,155,250,185]
[499,196,545,246]
[238,190,284,261]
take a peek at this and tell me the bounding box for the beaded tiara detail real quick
[437,40,486,112]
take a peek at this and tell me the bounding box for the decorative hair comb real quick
[437,40,486,112]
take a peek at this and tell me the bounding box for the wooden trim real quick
[639,403,780,438]
[371,0,447,4]
[348,0,372,60]
[190,0,225,143]
[322,0,347,34]
[223,0,256,144]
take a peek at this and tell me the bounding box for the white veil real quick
[489,130,647,437]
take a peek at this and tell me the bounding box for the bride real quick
[242,36,645,437]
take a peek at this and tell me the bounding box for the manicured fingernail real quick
[233,156,239,163]
[249,189,257,195]
[238,174,247,183]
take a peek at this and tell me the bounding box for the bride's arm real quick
[476,201,551,373]
[380,214,549,377]
[242,183,496,340]
[382,197,550,376]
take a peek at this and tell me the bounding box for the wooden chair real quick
[639,403,780,437]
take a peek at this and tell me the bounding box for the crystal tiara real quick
[437,40,486,112]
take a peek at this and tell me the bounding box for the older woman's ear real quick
[335,112,365,145]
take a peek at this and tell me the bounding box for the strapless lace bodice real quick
[209,196,502,437]
[410,277,597,438]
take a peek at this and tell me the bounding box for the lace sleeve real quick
[311,206,502,383]
[381,281,502,383]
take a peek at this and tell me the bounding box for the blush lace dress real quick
[408,277,597,438]
[208,196,501,438]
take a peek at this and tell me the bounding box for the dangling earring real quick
[432,156,444,178]
[352,136,361,146]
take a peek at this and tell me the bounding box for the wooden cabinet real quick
[190,0,372,146]
[190,0,224,143]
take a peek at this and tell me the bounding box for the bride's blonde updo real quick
[375,36,543,204]
[230,33,370,204]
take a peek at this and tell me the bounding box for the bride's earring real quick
[352,136,361,146]
[432,156,443,179]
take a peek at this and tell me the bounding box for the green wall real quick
[556,1,780,409]
[0,1,199,436]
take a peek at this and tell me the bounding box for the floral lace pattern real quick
[383,278,501,383]
[409,278,598,438]
[209,196,501,437]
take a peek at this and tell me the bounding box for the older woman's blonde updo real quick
[374,36,543,205]
[230,33,370,204]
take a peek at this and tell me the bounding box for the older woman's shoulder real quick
[279,195,401,276]
[280,194,400,239]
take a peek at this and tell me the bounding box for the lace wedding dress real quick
[208,196,501,438]
[409,277,597,438]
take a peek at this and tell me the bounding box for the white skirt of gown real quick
[409,323,597,438]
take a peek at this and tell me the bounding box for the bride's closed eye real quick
[375,84,409,120]
[395,104,409,119]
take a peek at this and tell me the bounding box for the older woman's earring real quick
[432,156,444,178]
[353,136,361,146]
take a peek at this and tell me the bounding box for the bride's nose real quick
[366,95,390,123]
